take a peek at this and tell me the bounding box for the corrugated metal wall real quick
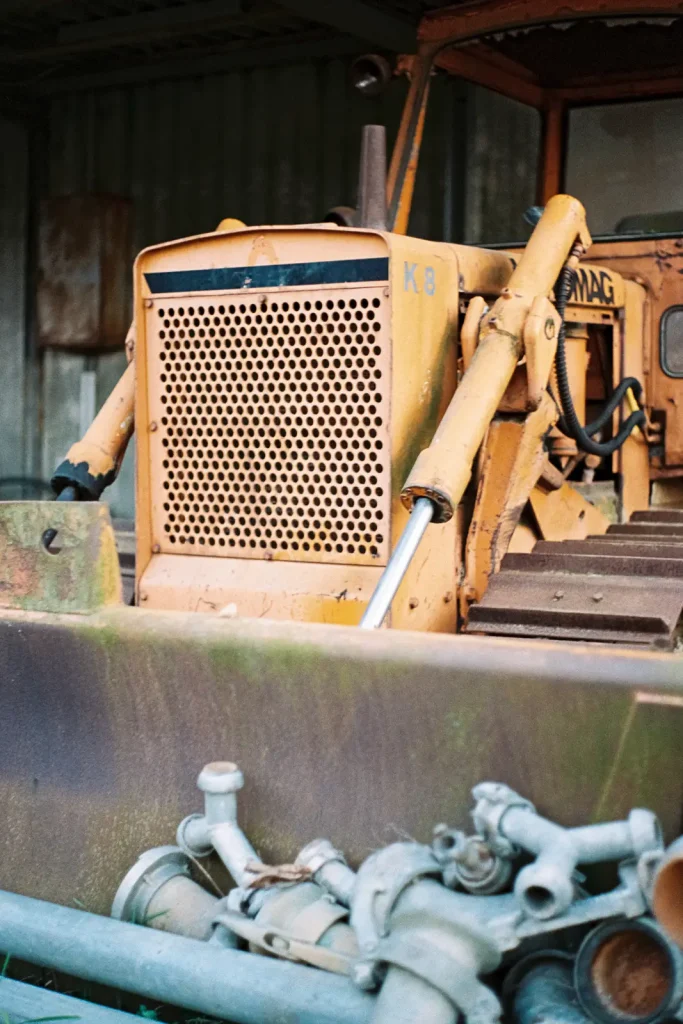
[464,86,541,245]
[0,116,28,487]
[39,61,464,518]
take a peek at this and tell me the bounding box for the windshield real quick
[565,97,683,237]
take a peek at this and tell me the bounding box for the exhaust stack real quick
[357,125,388,231]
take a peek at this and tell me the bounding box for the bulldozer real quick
[2,2,683,1021]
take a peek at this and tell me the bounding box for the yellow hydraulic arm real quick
[360,194,592,628]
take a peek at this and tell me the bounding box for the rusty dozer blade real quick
[467,509,683,648]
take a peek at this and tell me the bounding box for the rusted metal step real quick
[466,508,683,648]
[534,539,683,559]
[631,508,683,524]
[467,572,683,645]
[502,550,683,577]
[606,522,683,537]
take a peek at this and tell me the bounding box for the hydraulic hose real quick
[552,260,646,457]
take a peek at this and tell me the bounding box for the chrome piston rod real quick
[359,497,435,629]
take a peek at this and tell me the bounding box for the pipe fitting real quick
[297,839,357,907]
[111,845,220,941]
[432,827,512,895]
[509,958,592,1024]
[652,836,683,945]
[350,843,503,1024]
[472,783,662,920]
[575,917,683,1024]
[369,879,502,1024]
[217,882,359,973]
[178,761,260,887]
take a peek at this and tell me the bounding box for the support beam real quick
[57,0,244,46]
[275,0,416,52]
[29,33,364,94]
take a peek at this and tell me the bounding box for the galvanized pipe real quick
[178,762,260,887]
[297,838,357,907]
[497,804,660,920]
[512,961,592,1024]
[359,497,434,629]
[0,889,374,1024]
[371,966,456,1024]
[574,918,683,1024]
[0,977,141,1023]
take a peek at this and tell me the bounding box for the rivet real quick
[139,592,148,602]
[143,298,153,309]
[152,543,160,554]
[383,286,390,298]
[443,591,454,604]
[408,597,419,610]
[592,593,604,603]
[554,590,564,600]
[149,421,158,432]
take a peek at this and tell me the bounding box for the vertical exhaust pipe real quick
[357,125,388,231]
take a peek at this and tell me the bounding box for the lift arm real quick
[360,194,592,629]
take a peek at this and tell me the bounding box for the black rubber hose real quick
[553,261,646,457]
[556,376,643,439]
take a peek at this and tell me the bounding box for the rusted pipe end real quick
[198,761,244,795]
[575,919,679,1024]
[653,839,683,947]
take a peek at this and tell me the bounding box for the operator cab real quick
[386,3,683,490]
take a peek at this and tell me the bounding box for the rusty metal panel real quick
[0,608,682,914]
[0,502,122,613]
[0,115,28,484]
[37,194,132,351]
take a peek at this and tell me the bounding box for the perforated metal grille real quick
[147,286,391,565]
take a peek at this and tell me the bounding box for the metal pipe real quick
[0,889,374,1024]
[574,917,683,1024]
[0,976,140,1023]
[359,497,434,629]
[512,961,592,1024]
[371,965,456,1024]
[112,845,220,941]
[653,837,683,946]
[178,762,260,887]
[357,125,387,231]
[297,839,357,907]
[498,804,660,920]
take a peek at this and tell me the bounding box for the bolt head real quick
[197,761,244,795]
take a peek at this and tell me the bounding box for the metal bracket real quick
[214,910,352,975]
[0,501,122,614]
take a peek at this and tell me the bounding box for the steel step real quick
[466,508,683,648]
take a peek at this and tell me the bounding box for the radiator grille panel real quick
[148,286,391,565]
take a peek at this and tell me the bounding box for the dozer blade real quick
[467,509,683,648]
